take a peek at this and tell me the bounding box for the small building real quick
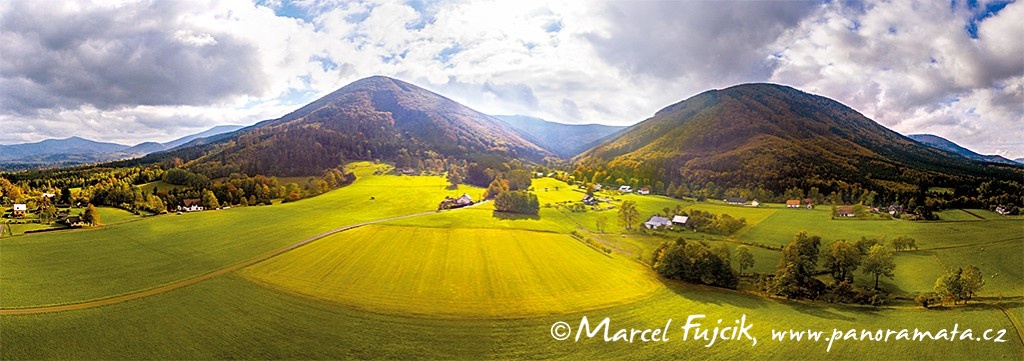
[888,204,903,215]
[65,215,86,227]
[12,204,27,218]
[644,216,673,230]
[438,194,474,210]
[995,206,1009,215]
[536,172,545,178]
[749,199,760,207]
[400,167,415,175]
[42,193,56,199]
[786,200,801,208]
[582,195,598,206]
[179,198,204,212]
[671,215,689,226]
[456,194,473,206]
[619,185,632,193]
[836,205,856,217]
[725,197,746,205]
[593,184,602,191]
[638,187,651,195]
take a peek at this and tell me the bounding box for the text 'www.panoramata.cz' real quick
[549,315,1008,352]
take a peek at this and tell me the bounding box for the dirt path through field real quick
[0,202,484,315]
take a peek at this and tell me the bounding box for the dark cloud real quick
[586,1,819,82]
[0,1,267,115]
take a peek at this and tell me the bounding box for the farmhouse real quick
[671,215,689,226]
[836,205,856,217]
[438,194,474,210]
[786,199,801,208]
[638,187,651,195]
[749,199,760,207]
[619,185,632,193]
[12,204,27,218]
[804,198,815,209]
[995,206,1008,215]
[725,197,746,205]
[64,215,86,227]
[888,204,903,216]
[179,199,204,212]
[644,216,672,230]
[581,195,598,206]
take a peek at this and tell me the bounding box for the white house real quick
[671,215,689,226]
[749,199,760,207]
[456,194,473,206]
[638,187,651,195]
[619,185,632,193]
[644,216,672,230]
[12,204,27,218]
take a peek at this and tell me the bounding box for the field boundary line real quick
[994,304,1024,348]
[0,202,486,315]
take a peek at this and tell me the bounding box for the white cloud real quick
[0,0,1020,158]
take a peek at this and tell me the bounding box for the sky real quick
[1,0,1021,158]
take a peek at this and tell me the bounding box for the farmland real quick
[1,169,1022,359]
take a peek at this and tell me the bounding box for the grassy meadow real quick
[1,167,1021,359]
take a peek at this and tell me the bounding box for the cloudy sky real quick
[1,0,1021,158]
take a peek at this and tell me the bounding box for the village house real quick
[671,215,689,226]
[619,185,632,193]
[438,194,474,210]
[836,205,856,217]
[581,195,598,206]
[178,199,204,212]
[64,215,86,228]
[804,198,814,209]
[12,204,27,218]
[786,199,801,208]
[995,206,1009,215]
[638,187,651,195]
[725,197,746,205]
[749,199,760,207]
[644,216,672,230]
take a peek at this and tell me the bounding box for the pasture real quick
[1,171,1021,359]
[241,225,658,318]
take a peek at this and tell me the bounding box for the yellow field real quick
[241,225,659,318]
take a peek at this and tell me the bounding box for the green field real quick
[242,225,658,318]
[2,171,1022,359]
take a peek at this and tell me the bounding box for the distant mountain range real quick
[907,134,1020,165]
[492,115,625,158]
[573,83,1021,200]
[0,125,243,170]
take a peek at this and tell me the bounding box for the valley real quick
[2,163,1021,359]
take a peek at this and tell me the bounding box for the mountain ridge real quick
[572,82,1021,203]
[907,134,1019,166]
[492,115,626,158]
[138,76,554,177]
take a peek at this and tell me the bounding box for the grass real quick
[241,225,658,318]
[136,180,186,194]
[2,172,1022,359]
[3,274,1020,359]
[0,162,480,307]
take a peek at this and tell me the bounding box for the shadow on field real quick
[658,278,768,309]
[790,303,858,321]
[491,211,540,221]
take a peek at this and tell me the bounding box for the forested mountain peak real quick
[142,76,552,177]
[572,83,1022,206]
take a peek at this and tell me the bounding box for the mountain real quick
[0,137,129,162]
[162,125,245,150]
[573,83,1021,201]
[493,115,625,158]
[0,126,244,170]
[1016,158,1024,164]
[140,76,553,177]
[907,134,1019,166]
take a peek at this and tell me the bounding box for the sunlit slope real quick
[241,225,659,318]
[0,163,477,307]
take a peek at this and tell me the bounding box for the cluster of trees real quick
[917,266,986,308]
[683,209,746,235]
[493,191,540,215]
[569,161,1023,219]
[768,232,897,305]
[2,163,353,216]
[652,238,739,289]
